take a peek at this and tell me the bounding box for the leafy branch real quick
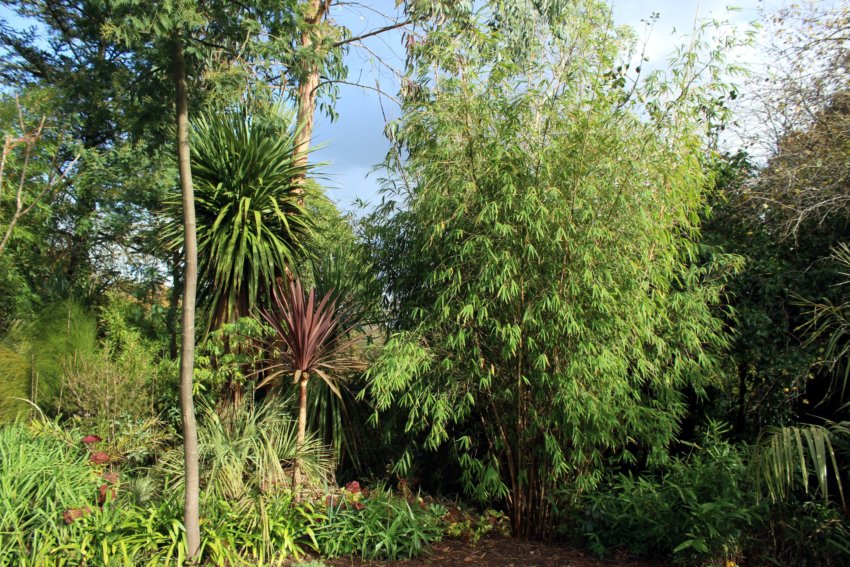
[0,97,79,257]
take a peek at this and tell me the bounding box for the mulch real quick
[308,537,660,567]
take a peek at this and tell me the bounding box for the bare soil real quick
[312,537,660,567]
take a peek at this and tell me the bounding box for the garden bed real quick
[301,537,660,567]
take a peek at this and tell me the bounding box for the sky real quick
[312,0,770,212]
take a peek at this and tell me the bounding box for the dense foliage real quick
[364,0,737,538]
[1,0,849,565]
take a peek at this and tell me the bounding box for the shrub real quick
[437,505,511,543]
[156,399,334,499]
[582,424,763,566]
[316,486,443,560]
[0,418,331,566]
[0,422,101,564]
[744,499,850,567]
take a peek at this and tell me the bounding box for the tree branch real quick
[333,19,411,48]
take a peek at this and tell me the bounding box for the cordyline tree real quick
[162,105,314,330]
[364,0,746,538]
[259,279,363,486]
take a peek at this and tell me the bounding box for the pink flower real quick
[345,480,362,494]
[89,452,110,465]
[82,435,102,444]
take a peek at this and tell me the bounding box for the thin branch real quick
[314,78,401,106]
[333,19,411,48]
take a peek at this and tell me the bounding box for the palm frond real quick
[158,399,334,498]
[797,243,850,399]
[751,423,846,507]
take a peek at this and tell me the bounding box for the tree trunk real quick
[167,250,182,360]
[295,374,309,487]
[735,360,748,435]
[292,0,328,191]
[172,38,201,562]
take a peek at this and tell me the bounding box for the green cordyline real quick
[164,105,315,335]
[259,278,364,486]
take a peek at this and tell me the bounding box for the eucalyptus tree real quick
[103,0,304,558]
[365,0,745,537]
[288,0,473,188]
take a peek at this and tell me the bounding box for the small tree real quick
[259,279,363,486]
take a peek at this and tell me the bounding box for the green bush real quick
[744,499,850,567]
[0,422,101,564]
[582,424,763,566]
[156,400,334,499]
[316,486,443,560]
[0,419,331,566]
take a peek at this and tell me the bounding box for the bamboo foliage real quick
[364,0,747,538]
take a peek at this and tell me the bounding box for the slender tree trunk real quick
[292,0,328,190]
[167,250,182,360]
[172,39,201,562]
[295,374,309,487]
[735,361,748,435]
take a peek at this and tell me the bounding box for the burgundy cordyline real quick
[258,279,363,487]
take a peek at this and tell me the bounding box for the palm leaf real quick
[797,243,850,399]
[751,423,847,507]
[162,104,316,333]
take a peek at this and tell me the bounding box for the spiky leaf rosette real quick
[258,279,363,396]
[164,106,315,332]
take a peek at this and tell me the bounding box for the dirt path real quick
[314,537,659,567]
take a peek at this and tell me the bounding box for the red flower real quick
[97,484,116,506]
[89,452,110,465]
[81,435,102,444]
[102,471,119,484]
[62,507,92,524]
[353,501,365,510]
[345,480,362,494]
